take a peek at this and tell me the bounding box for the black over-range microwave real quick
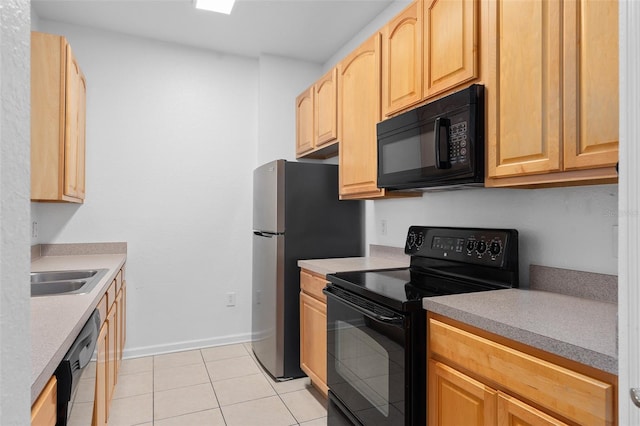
[377,84,484,191]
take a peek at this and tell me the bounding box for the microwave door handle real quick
[434,117,451,169]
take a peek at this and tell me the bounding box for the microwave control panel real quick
[449,121,468,164]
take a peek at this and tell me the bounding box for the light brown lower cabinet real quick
[31,376,57,426]
[94,266,127,426]
[95,317,109,426]
[427,313,617,426]
[299,269,328,397]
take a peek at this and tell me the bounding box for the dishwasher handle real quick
[55,309,101,410]
[67,309,100,372]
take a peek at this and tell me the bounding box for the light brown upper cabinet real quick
[338,34,387,199]
[315,68,339,148]
[295,86,314,156]
[423,0,479,99]
[296,68,339,159]
[485,0,618,187]
[382,1,423,117]
[563,0,619,171]
[381,0,479,118]
[32,32,87,203]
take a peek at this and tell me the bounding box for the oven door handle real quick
[323,287,405,326]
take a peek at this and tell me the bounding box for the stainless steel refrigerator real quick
[252,159,363,380]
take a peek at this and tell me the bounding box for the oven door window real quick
[327,294,405,425]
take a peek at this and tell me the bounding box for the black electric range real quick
[324,226,519,426]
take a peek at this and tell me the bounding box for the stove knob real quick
[489,240,502,257]
[466,240,476,252]
[407,232,416,248]
[476,240,487,255]
[415,232,424,248]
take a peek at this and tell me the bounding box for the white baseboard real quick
[122,332,253,359]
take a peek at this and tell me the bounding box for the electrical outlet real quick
[381,219,387,236]
[225,292,236,307]
[32,221,38,239]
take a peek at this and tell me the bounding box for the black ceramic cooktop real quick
[327,267,504,312]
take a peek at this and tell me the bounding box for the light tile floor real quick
[107,342,327,426]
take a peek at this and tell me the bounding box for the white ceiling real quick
[31,0,402,63]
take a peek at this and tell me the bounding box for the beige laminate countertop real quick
[423,288,617,374]
[31,253,126,403]
[298,256,409,276]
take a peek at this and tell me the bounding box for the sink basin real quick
[30,269,109,297]
[30,269,99,284]
[31,279,88,296]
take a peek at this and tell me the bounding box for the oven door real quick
[324,286,406,426]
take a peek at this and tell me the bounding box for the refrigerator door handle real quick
[254,231,277,237]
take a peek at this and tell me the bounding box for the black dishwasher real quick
[55,309,100,426]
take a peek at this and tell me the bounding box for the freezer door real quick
[253,160,285,233]
[251,231,285,377]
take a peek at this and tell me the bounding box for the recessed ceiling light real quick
[194,0,236,15]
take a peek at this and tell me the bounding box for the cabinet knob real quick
[630,388,640,408]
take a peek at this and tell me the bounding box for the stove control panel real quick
[404,226,518,268]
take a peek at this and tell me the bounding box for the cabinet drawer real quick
[428,317,614,425]
[97,293,108,328]
[106,280,116,307]
[300,270,327,302]
[115,269,123,293]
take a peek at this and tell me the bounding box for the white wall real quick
[34,20,260,357]
[257,54,321,165]
[370,185,618,285]
[0,0,31,423]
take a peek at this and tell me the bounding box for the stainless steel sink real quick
[30,269,109,297]
[30,269,99,284]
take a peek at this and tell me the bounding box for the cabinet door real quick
[63,45,86,200]
[31,376,57,426]
[120,279,127,359]
[95,323,109,426]
[424,0,478,98]
[497,392,569,426]
[76,68,87,199]
[382,0,422,117]
[428,360,496,426]
[315,68,338,147]
[296,86,314,156]
[299,291,328,396]
[107,303,117,402]
[31,32,85,203]
[487,0,562,178]
[562,0,618,170]
[115,288,123,371]
[338,33,385,199]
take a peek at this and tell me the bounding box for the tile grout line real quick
[245,353,304,425]
[200,348,228,425]
[151,355,155,426]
